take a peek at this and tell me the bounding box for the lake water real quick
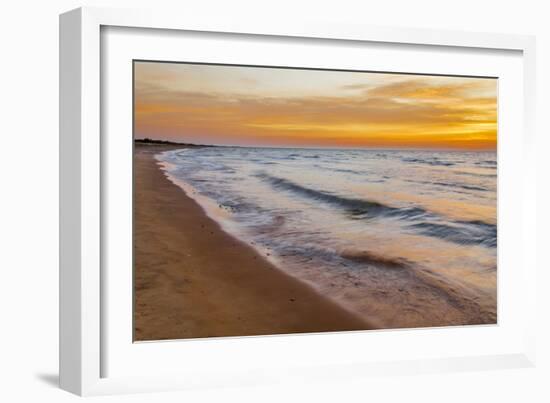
[157,147,497,329]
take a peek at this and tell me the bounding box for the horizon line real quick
[134,138,497,152]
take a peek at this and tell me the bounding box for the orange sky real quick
[134,61,497,150]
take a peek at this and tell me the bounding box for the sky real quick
[134,61,497,150]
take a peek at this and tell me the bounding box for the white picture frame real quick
[59,6,537,396]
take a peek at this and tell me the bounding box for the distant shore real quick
[134,138,214,147]
[133,142,373,341]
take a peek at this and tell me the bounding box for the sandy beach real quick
[133,144,373,341]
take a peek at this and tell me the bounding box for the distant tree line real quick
[135,138,212,147]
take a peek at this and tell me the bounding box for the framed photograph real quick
[60,7,537,396]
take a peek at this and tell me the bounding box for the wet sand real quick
[134,144,373,341]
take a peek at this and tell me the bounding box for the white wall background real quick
[1,1,548,402]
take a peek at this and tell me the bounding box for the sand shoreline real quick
[134,144,373,341]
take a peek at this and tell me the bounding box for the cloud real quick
[366,78,493,101]
[134,68,497,150]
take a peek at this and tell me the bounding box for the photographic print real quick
[133,61,497,341]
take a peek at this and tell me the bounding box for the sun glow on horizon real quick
[134,62,497,151]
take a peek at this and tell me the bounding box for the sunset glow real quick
[134,61,497,150]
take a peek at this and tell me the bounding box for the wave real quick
[332,168,361,174]
[257,172,496,248]
[312,164,361,175]
[405,179,489,192]
[455,171,497,178]
[408,221,496,248]
[256,172,426,219]
[432,182,488,192]
[402,157,455,166]
[340,250,411,269]
[475,160,497,169]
